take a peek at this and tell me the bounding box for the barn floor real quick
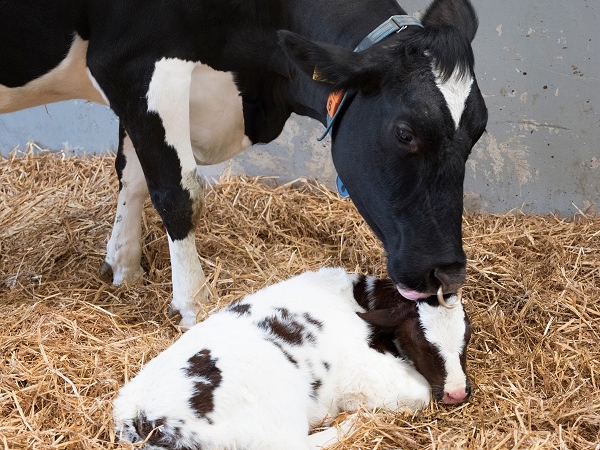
[1,151,599,449]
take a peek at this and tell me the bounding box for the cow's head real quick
[279,0,487,299]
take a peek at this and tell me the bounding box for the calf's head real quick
[358,294,472,404]
[279,0,488,300]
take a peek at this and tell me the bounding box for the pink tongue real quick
[396,287,430,301]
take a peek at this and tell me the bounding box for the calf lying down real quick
[113,268,472,449]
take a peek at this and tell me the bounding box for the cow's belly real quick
[189,64,252,165]
[0,35,108,113]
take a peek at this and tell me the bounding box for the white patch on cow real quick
[147,58,252,167]
[433,66,473,129]
[168,233,208,328]
[417,297,468,393]
[104,133,147,285]
[365,275,377,310]
[0,35,107,113]
[189,64,252,164]
[147,58,198,170]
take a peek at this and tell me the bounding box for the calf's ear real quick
[277,30,384,94]
[422,0,479,42]
[357,307,408,328]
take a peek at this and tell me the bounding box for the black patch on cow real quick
[257,308,315,346]
[115,124,127,192]
[226,301,252,316]
[352,274,369,309]
[310,378,322,399]
[132,412,161,441]
[185,349,223,422]
[323,361,331,371]
[303,312,323,330]
[0,2,78,87]
[130,413,198,448]
[368,335,401,356]
[270,340,299,367]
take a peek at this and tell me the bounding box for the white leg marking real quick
[147,58,209,326]
[0,34,107,113]
[105,133,147,284]
[168,233,207,328]
[188,63,252,164]
[433,67,473,129]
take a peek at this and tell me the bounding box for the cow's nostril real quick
[433,264,466,293]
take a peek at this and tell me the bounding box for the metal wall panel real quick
[1,0,597,215]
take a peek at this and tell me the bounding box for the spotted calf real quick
[112,268,472,449]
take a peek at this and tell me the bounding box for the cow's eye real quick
[394,125,415,145]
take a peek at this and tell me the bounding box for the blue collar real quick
[314,15,423,197]
[317,15,423,142]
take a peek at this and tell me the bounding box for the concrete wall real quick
[1,0,598,216]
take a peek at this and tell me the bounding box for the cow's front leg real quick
[143,58,209,327]
[102,125,147,285]
[95,57,209,327]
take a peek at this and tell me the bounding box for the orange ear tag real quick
[327,91,344,118]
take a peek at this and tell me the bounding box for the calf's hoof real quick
[178,315,197,329]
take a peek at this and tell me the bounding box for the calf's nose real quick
[442,388,469,404]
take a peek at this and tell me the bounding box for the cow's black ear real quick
[421,0,479,42]
[277,30,384,94]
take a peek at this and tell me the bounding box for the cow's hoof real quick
[178,315,197,329]
[100,261,144,285]
[168,305,196,329]
[99,262,114,282]
[167,305,179,318]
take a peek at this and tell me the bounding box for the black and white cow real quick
[113,267,472,450]
[0,0,488,326]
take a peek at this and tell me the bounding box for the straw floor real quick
[1,150,599,450]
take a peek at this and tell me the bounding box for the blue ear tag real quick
[336,175,349,198]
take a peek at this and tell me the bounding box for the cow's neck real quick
[236,0,406,144]
[283,0,406,128]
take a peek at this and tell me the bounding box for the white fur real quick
[0,35,107,113]
[147,58,198,170]
[168,233,208,328]
[147,58,252,166]
[189,64,252,164]
[433,66,473,129]
[104,132,147,284]
[113,268,432,450]
[417,298,468,395]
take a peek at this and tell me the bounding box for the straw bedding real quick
[1,149,599,449]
